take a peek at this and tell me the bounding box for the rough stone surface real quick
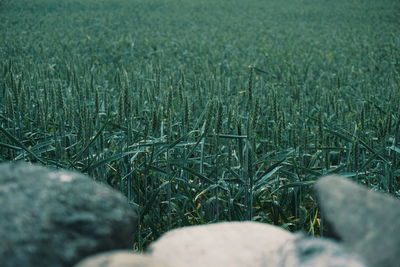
[74,250,171,267]
[0,161,137,267]
[149,221,296,267]
[149,221,365,267]
[278,234,365,267]
[315,175,400,267]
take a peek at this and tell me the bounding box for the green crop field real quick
[1,0,399,250]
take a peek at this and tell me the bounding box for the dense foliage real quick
[1,0,399,250]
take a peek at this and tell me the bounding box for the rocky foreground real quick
[0,162,398,267]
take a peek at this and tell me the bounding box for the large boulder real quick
[0,161,137,267]
[315,175,400,267]
[74,250,171,267]
[149,221,363,267]
[278,234,365,267]
[149,221,294,267]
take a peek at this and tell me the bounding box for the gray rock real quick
[149,221,365,267]
[278,234,365,267]
[149,221,296,267]
[0,161,137,267]
[74,250,171,267]
[315,175,400,267]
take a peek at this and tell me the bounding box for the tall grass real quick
[1,0,399,250]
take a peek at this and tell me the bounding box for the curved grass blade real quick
[0,126,46,164]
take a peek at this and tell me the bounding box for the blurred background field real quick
[1,0,399,250]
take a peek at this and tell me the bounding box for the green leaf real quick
[0,126,46,164]
[272,181,315,194]
[71,120,110,163]
[172,163,214,184]
[83,150,143,172]
[389,146,400,154]
[253,166,282,190]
